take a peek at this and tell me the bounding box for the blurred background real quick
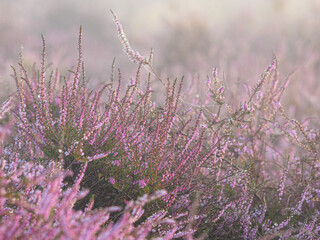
[1,0,320,119]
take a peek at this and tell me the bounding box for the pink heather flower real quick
[205,77,212,85]
[218,86,224,94]
[109,177,115,185]
[133,179,150,189]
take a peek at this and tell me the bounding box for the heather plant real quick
[2,10,320,240]
[177,57,320,238]
[1,97,180,239]
[0,158,179,239]
[5,23,217,237]
[9,26,205,209]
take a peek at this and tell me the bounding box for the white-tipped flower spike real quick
[110,10,166,87]
[110,10,147,64]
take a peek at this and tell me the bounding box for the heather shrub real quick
[178,58,320,238]
[1,99,179,239]
[1,11,320,240]
[4,25,215,238]
[0,158,178,239]
[8,27,206,212]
